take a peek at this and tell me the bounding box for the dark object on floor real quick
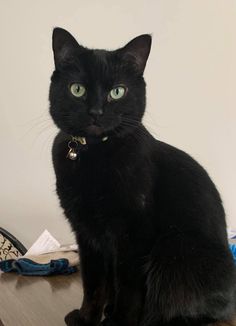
[0,257,77,276]
[0,227,27,260]
[0,248,79,275]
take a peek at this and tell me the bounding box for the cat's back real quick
[152,138,226,238]
[153,139,212,183]
[153,139,219,197]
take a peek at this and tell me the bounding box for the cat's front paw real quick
[65,309,89,326]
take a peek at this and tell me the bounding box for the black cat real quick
[49,28,236,326]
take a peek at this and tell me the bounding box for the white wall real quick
[0,0,235,248]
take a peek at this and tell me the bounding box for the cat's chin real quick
[85,125,104,136]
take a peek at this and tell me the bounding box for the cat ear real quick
[121,34,152,74]
[52,27,84,68]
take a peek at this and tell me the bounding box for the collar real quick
[67,135,109,161]
[73,135,108,145]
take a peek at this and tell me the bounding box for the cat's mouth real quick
[85,124,104,136]
[73,117,122,139]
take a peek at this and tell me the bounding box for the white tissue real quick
[24,229,78,257]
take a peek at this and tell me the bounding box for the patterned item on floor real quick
[0,228,27,261]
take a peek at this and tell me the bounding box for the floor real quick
[1,271,236,326]
[0,271,83,326]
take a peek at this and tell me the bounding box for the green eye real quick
[70,83,86,97]
[109,86,126,100]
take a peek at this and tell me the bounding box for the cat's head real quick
[49,28,151,139]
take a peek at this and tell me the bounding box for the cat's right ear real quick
[52,28,83,69]
[120,34,152,75]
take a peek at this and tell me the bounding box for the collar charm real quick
[66,137,88,161]
[67,138,79,160]
[66,136,109,160]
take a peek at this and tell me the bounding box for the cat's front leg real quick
[101,282,143,326]
[65,238,107,326]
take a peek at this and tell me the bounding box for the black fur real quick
[49,28,236,326]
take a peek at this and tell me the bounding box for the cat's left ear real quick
[52,27,84,69]
[121,34,152,74]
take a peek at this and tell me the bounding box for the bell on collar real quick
[67,148,78,160]
[67,139,79,160]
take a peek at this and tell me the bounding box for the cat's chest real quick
[53,138,154,250]
[56,152,150,216]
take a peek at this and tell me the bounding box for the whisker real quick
[37,129,57,158]
[20,120,53,141]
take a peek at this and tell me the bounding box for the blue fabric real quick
[0,257,77,276]
[229,243,236,264]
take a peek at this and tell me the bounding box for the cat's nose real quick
[88,108,104,118]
